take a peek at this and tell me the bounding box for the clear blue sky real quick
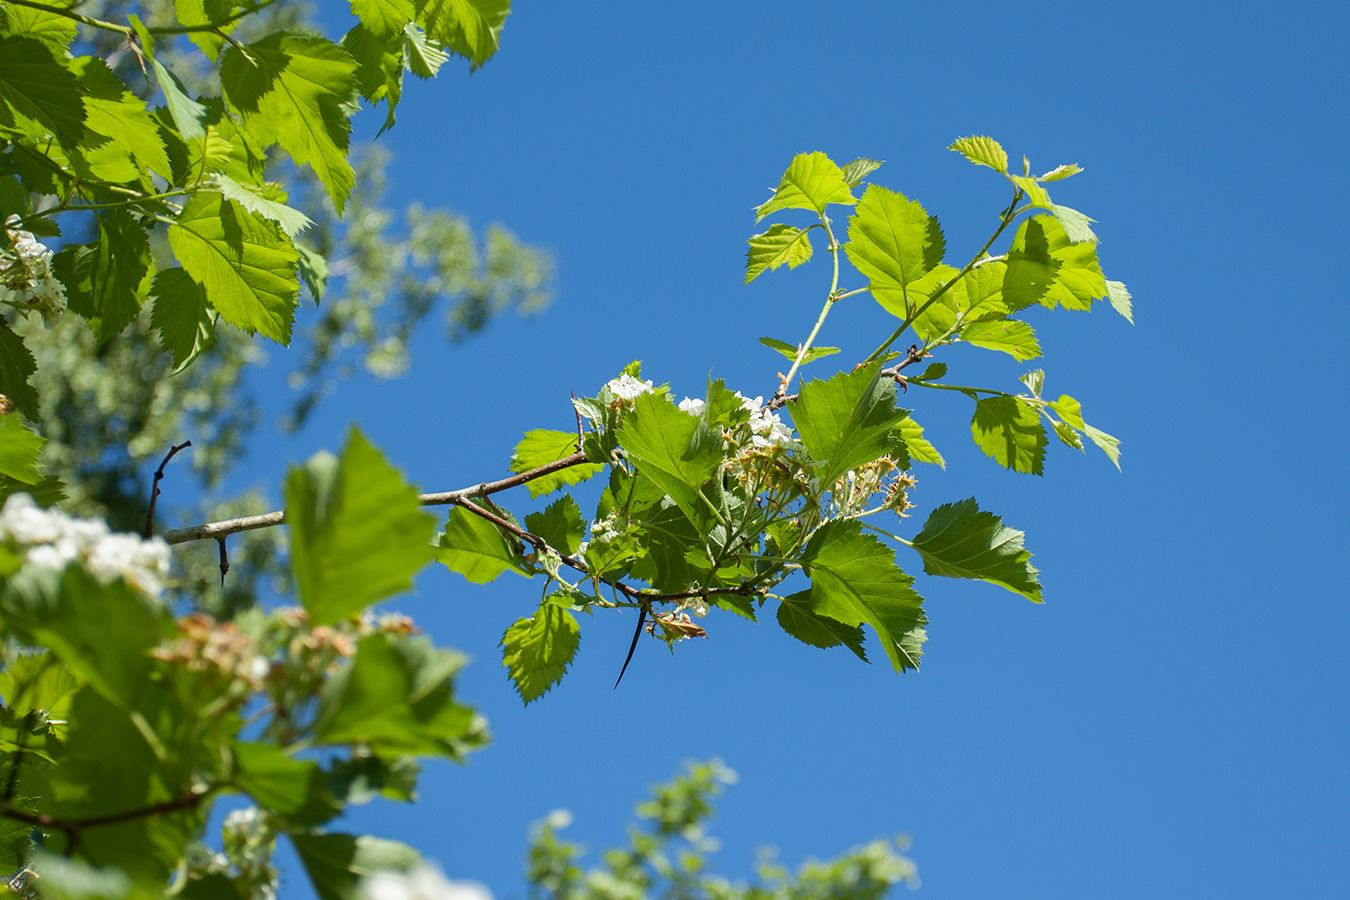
[231,2,1349,898]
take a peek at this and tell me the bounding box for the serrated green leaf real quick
[754,151,855,221]
[1048,394,1084,429]
[616,392,723,526]
[211,173,313,236]
[796,519,926,672]
[403,22,448,78]
[72,57,171,183]
[151,58,209,141]
[297,242,329,302]
[220,32,360,212]
[1106,279,1133,323]
[54,210,152,342]
[150,267,215,373]
[174,0,232,59]
[182,124,234,180]
[1019,369,1045,397]
[790,364,907,487]
[416,0,510,70]
[744,223,813,284]
[948,135,1008,172]
[167,190,299,342]
[1083,423,1122,470]
[342,23,403,134]
[524,494,584,556]
[231,742,341,827]
[509,429,600,498]
[775,600,867,661]
[0,36,84,148]
[970,396,1046,475]
[912,362,946,381]
[1052,204,1097,243]
[844,185,945,314]
[3,5,77,53]
[0,651,78,716]
[292,833,422,900]
[436,502,528,583]
[285,427,438,624]
[840,157,883,187]
[910,498,1042,602]
[327,755,421,806]
[895,412,944,468]
[352,0,418,37]
[758,337,838,364]
[951,262,1009,320]
[501,604,581,705]
[313,632,482,759]
[1003,215,1108,312]
[1040,163,1083,182]
[1009,174,1054,210]
[0,320,39,421]
[962,319,1041,360]
[1052,420,1084,450]
[0,414,44,483]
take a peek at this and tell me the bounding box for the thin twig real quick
[0,783,220,839]
[613,604,649,689]
[144,441,191,538]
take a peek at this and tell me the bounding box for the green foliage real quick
[910,499,1042,602]
[500,604,582,704]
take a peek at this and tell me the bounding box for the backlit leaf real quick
[1004,215,1108,312]
[791,364,908,486]
[417,0,510,70]
[948,135,1008,173]
[910,498,1042,602]
[436,502,528,583]
[744,224,813,284]
[150,268,216,373]
[0,36,84,148]
[616,392,723,526]
[962,319,1041,361]
[1106,279,1133,323]
[970,396,1046,475]
[292,833,421,900]
[775,601,867,661]
[840,157,883,187]
[501,604,581,704]
[754,151,855,221]
[509,429,600,498]
[844,185,945,313]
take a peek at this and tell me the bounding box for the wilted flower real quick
[0,494,171,596]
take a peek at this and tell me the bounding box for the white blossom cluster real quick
[605,373,654,401]
[0,216,66,327]
[735,393,796,450]
[677,396,706,416]
[0,493,171,597]
[363,866,493,900]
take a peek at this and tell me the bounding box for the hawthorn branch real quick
[162,451,591,546]
[144,441,191,538]
[0,783,220,842]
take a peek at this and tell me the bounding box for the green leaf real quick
[72,58,171,183]
[210,173,313,236]
[962,319,1041,361]
[342,23,403,135]
[744,223,813,284]
[910,499,1042,602]
[0,414,44,483]
[1084,423,1122,470]
[775,600,867,661]
[758,337,838,364]
[313,632,482,759]
[174,0,232,59]
[0,320,38,419]
[951,262,1009,320]
[167,190,299,342]
[1048,394,1084,429]
[948,135,1008,173]
[150,268,216,373]
[403,22,449,78]
[2,5,78,53]
[1009,174,1053,210]
[151,58,209,141]
[754,151,855,221]
[327,754,421,805]
[1040,163,1083,182]
[297,241,330,301]
[220,32,360,212]
[840,157,883,187]
[790,364,907,487]
[0,651,78,716]
[54,210,152,342]
[27,853,150,900]
[1003,215,1108,312]
[352,0,419,37]
[844,185,945,314]
[436,502,528,583]
[970,396,1046,475]
[524,494,584,556]
[616,392,723,526]
[1106,279,1134,323]
[0,36,84,148]
[894,412,944,468]
[285,426,438,625]
[416,0,510,70]
[231,742,341,826]
[898,263,961,338]
[292,833,421,900]
[1052,204,1097,243]
[795,519,926,672]
[501,604,581,704]
[509,429,600,498]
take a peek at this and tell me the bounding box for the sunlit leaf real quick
[791,364,908,486]
[744,224,813,284]
[509,429,600,498]
[754,151,855,221]
[1003,215,1108,312]
[911,498,1042,602]
[436,502,528,583]
[970,395,1046,475]
[948,135,1008,173]
[845,185,945,314]
[501,604,581,705]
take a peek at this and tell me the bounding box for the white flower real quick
[363,866,493,900]
[605,373,653,401]
[1,216,66,327]
[678,397,706,417]
[0,494,171,596]
[735,392,795,449]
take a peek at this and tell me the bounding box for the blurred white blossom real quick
[1,215,66,327]
[0,494,171,596]
[363,865,492,900]
[678,397,706,416]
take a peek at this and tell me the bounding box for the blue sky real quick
[228,2,1348,898]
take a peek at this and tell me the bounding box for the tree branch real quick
[0,783,220,839]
